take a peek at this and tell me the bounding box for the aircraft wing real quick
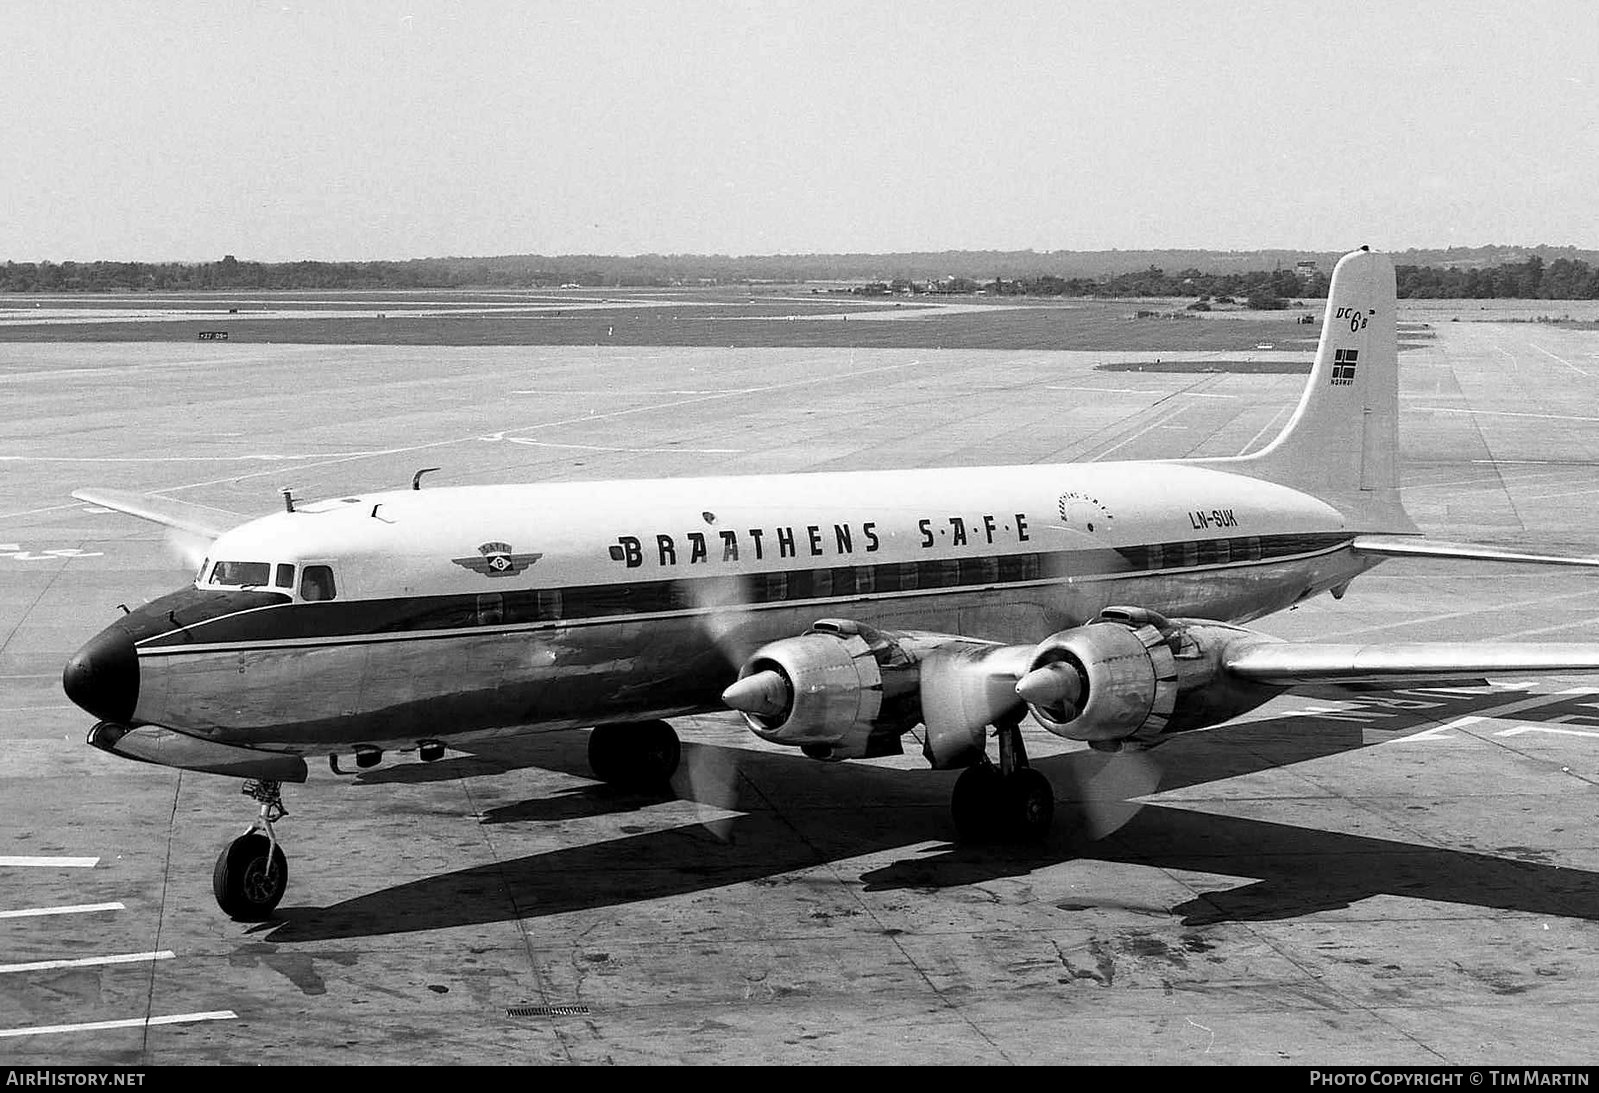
[1224,641,1599,687]
[72,488,242,540]
[1353,534,1599,568]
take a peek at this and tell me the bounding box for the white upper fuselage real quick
[204,460,1348,608]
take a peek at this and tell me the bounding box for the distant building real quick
[1295,261,1318,277]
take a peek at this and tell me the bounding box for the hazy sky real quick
[4,1,1597,261]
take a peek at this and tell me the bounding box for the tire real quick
[951,763,1003,842]
[1002,768,1055,842]
[213,832,288,921]
[588,720,681,789]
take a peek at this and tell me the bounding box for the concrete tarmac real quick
[2,317,1598,1064]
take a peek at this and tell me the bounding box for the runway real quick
[2,316,1598,1064]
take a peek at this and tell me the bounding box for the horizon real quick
[7,242,1595,269]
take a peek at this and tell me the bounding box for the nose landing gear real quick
[213,779,289,920]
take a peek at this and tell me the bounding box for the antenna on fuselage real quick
[280,488,296,513]
[412,467,441,490]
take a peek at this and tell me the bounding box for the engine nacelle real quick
[724,620,920,760]
[1019,607,1279,749]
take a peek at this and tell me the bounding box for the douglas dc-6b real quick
[62,249,1599,919]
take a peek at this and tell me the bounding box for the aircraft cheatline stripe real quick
[134,532,1355,653]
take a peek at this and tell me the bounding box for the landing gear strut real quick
[213,779,289,921]
[587,720,682,790]
[950,716,1054,843]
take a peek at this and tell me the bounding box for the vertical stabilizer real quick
[1197,247,1416,533]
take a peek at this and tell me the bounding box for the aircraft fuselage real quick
[65,460,1373,753]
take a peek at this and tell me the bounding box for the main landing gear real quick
[950,716,1055,843]
[213,779,289,921]
[587,720,682,790]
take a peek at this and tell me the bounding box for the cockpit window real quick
[274,563,296,589]
[208,560,271,588]
[300,565,337,602]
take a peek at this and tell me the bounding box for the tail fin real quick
[1197,247,1417,534]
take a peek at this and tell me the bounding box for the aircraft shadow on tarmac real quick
[264,688,1599,942]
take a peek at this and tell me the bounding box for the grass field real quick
[0,287,1332,352]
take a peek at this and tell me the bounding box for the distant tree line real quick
[1394,255,1599,298]
[4,252,1599,299]
[985,265,1329,302]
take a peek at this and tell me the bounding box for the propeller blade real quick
[673,740,742,844]
[164,528,214,573]
[918,644,1032,768]
[1055,748,1163,841]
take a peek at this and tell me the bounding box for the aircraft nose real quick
[63,625,139,724]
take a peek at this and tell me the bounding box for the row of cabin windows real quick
[448,537,1351,629]
[410,555,1052,630]
[1114,533,1350,572]
[386,535,1352,633]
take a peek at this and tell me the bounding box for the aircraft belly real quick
[131,552,1365,751]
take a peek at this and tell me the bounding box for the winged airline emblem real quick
[452,541,542,577]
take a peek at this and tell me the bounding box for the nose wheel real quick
[213,779,289,920]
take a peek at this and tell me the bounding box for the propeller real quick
[916,643,1163,841]
[916,643,1032,767]
[679,573,767,840]
[1052,747,1163,841]
[164,527,214,574]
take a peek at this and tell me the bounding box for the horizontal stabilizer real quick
[1225,641,1599,687]
[1354,535,1599,568]
[72,488,241,540]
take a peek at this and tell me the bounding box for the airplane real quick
[61,247,1599,921]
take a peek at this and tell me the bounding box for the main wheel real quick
[213,832,288,921]
[588,720,681,789]
[951,763,1004,842]
[1001,768,1055,842]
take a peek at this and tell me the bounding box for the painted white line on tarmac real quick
[0,901,124,920]
[0,856,99,868]
[1396,689,1591,743]
[0,950,174,975]
[1236,405,1290,455]
[1412,406,1599,423]
[1497,724,1599,739]
[151,357,924,498]
[0,1010,237,1039]
[1090,405,1192,461]
[1532,344,1595,378]
[503,437,741,455]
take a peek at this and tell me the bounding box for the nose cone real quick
[63,625,139,724]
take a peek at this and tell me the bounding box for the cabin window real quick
[960,557,999,585]
[196,557,210,583]
[535,589,563,621]
[300,565,337,602]
[476,593,504,626]
[274,563,296,589]
[209,560,270,588]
